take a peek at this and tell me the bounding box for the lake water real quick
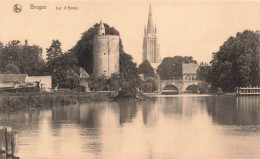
[1,95,260,159]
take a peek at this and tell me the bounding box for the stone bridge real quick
[158,79,211,94]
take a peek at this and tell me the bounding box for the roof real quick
[79,67,90,79]
[182,63,199,74]
[0,74,28,83]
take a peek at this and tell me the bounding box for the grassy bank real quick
[0,91,118,113]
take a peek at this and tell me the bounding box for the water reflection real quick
[116,99,137,125]
[142,100,157,126]
[0,96,260,159]
[52,104,80,124]
[206,96,260,125]
[161,97,182,116]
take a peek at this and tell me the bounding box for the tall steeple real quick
[142,5,161,64]
[147,5,154,34]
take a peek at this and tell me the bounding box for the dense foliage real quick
[157,56,197,79]
[197,63,211,81]
[138,60,156,79]
[208,30,260,92]
[46,40,62,62]
[45,51,80,88]
[0,40,45,75]
[140,77,158,93]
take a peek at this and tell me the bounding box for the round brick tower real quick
[93,21,120,77]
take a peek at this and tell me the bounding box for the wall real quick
[93,35,119,77]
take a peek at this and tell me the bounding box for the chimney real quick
[25,39,28,46]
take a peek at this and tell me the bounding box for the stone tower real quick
[93,21,120,77]
[142,5,161,64]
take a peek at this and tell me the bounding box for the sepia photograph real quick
[0,0,260,158]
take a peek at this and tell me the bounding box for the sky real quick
[0,0,260,65]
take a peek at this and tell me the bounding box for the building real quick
[0,74,52,92]
[26,76,52,92]
[93,21,120,77]
[142,5,161,64]
[79,67,90,92]
[182,63,199,81]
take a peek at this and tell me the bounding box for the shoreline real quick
[0,91,151,113]
[0,91,118,113]
[0,91,238,113]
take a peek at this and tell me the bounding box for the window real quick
[104,53,106,55]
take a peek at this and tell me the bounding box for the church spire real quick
[147,5,154,33]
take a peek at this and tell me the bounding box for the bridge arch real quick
[184,84,201,94]
[162,84,179,95]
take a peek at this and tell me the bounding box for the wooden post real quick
[6,128,12,156]
[0,127,19,159]
[0,126,4,153]
[11,131,19,157]
[4,127,7,158]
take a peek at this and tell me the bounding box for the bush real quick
[141,77,158,93]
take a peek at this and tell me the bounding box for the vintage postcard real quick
[0,0,260,159]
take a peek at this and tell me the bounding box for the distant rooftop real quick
[182,63,199,74]
[79,67,89,79]
[0,74,28,83]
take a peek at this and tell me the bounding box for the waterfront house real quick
[0,74,52,92]
[0,74,28,89]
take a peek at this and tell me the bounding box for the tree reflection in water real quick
[206,96,260,125]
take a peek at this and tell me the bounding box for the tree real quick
[157,56,197,80]
[140,77,158,92]
[5,63,20,74]
[46,40,62,62]
[46,52,79,88]
[20,45,45,75]
[88,75,107,91]
[106,74,121,91]
[138,60,156,78]
[197,63,212,81]
[0,41,3,73]
[208,30,260,92]
[0,40,45,75]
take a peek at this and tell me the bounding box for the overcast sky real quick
[1,0,260,65]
